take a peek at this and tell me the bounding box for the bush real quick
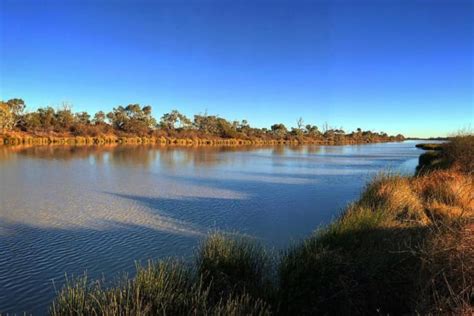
[444,134,474,174]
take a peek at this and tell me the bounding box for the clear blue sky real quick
[0,0,472,137]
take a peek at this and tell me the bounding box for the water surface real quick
[0,141,424,314]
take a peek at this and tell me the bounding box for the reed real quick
[51,242,273,315]
[196,232,274,304]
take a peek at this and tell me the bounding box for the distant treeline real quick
[0,98,404,145]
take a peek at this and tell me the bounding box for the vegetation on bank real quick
[50,135,473,315]
[0,98,404,145]
[415,143,444,150]
[417,134,474,174]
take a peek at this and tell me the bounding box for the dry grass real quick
[357,173,429,224]
[444,134,474,174]
[356,170,473,225]
[280,166,473,315]
[413,170,473,220]
[416,220,474,314]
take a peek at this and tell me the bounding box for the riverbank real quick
[415,143,444,150]
[1,98,405,148]
[49,135,473,315]
[0,131,404,146]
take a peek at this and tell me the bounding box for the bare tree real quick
[297,117,304,130]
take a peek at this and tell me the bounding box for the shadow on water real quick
[0,221,198,314]
[0,172,361,314]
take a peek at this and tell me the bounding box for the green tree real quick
[0,101,14,131]
[160,110,192,130]
[107,104,156,135]
[75,112,91,125]
[271,123,288,138]
[0,98,25,131]
[305,124,320,136]
[93,111,106,125]
[291,127,304,137]
[107,106,128,130]
[55,105,75,132]
[37,107,56,132]
[22,112,42,132]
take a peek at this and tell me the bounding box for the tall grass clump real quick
[51,235,273,316]
[196,233,273,304]
[413,170,473,219]
[50,261,210,315]
[356,173,428,224]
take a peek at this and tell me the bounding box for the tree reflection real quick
[3,144,292,169]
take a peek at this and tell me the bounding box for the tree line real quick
[0,98,404,142]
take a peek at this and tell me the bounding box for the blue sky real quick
[0,0,472,137]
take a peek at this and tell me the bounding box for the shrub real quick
[444,134,474,174]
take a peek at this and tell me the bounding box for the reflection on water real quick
[0,142,424,314]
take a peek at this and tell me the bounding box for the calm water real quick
[0,141,425,314]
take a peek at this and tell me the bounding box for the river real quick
[0,141,425,314]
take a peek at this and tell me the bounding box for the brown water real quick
[0,142,424,314]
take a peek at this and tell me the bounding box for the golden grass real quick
[279,167,473,314]
[413,170,473,220]
[357,173,429,224]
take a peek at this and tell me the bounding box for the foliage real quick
[443,133,474,173]
[270,124,287,138]
[106,104,156,135]
[0,97,405,144]
[0,98,25,130]
[159,110,192,130]
[416,131,473,175]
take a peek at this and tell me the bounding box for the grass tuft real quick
[196,232,273,304]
